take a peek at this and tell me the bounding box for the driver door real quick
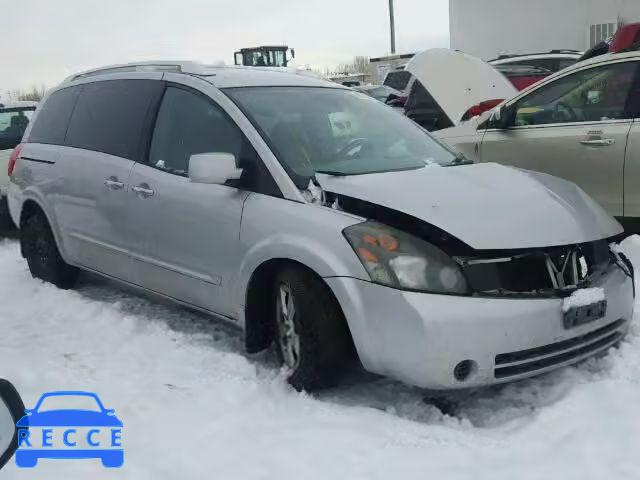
[478,60,640,217]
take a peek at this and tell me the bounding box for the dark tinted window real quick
[383,70,412,91]
[27,87,80,145]
[149,87,243,176]
[404,80,454,131]
[66,80,162,160]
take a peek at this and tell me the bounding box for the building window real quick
[590,23,618,46]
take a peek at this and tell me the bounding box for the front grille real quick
[458,239,612,296]
[494,319,626,379]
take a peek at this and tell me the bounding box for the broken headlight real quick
[343,221,469,294]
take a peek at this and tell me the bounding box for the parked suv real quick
[0,101,36,231]
[8,62,633,391]
[436,52,640,231]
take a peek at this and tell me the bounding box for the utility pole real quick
[388,0,396,53]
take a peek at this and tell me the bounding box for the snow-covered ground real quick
[1,237,640,479]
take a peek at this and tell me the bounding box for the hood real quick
[317,164,622,250]
[405,48,517,125]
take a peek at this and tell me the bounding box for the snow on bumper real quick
[326,264,633,390]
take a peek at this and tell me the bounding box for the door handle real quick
[132,184,155,198]
[104,177,125,190]
[580,138,615,146]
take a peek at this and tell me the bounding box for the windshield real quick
[225,87,458,183]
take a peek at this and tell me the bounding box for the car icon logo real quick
[15,391,123,468]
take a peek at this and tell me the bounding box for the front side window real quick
[512,61,639,126]
[225,86,460,185]
[149,87,244,176]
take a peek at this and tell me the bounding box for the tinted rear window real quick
[65,79,163,160]
[28,87,80,145]
[383,70,412,91]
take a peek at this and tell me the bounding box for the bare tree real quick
[6,84,47,102]
[326,56,375,81]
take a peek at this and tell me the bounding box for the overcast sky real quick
[3,0,449,92]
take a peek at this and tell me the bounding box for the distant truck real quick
[234,46,295,68]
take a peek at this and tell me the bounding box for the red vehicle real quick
[580,23,640,61]
[492,64,553,91]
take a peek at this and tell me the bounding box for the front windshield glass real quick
[225,86,459,183]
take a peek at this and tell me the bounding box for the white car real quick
[0,101,36,231]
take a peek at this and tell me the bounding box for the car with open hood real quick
[7,62,634,391]
[435,51,640,231]
[403,48,518,132]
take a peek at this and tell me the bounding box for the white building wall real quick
[450,0,640,60]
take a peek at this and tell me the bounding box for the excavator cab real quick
[234,46,295,68]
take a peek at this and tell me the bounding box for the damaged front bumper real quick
[325,261,633,390]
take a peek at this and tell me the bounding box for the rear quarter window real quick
[65,79,163,160]
[28,87,80,145]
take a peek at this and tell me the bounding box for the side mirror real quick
[0,379,27,470]
[189,153,243,185]
[290,48,296,59]
[490,104,515,129]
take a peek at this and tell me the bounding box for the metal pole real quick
[388,0,396,53]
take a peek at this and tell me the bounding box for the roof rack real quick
[63,61,211,83]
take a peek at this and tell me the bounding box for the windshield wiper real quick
[446,153,474,167]
[315,170,352,176]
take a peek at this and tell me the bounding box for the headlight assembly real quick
[343,221,469,294]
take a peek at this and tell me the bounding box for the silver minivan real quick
[8,62,635,391]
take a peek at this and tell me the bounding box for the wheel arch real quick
[242,256,357,357]
[18,196,68,262]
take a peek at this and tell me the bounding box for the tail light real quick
[8,143,24,177]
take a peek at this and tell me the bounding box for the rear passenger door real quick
[55,76,164,282]
[126,82,253,318]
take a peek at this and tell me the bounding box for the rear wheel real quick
[21,212,78,289]
[273,264,352,391]
[0,197,14,236]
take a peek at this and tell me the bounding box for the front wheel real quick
[21,212,79,289]
[274,265,353,391]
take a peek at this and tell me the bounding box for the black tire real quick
[273,264,353,391]
[21,212,79,289]
[0,197,15,236]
